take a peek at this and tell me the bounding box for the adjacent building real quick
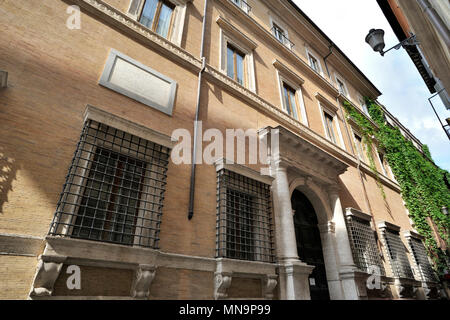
[0,0,446,300]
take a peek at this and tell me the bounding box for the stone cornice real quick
[315,92,339,113]
[273,59,305,86]
[377,221,401,233]
[216,15,258,50]
[403,230,425,241]
[345,208,372,222]
[84,104,177,149]
[214,158,274,185]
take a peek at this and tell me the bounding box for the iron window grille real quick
[49,119,170,249]
[229,0,251,14]
[216,169,275,263]
[345,213,385,276]
[406,236,437,283]
[379,226,415,279]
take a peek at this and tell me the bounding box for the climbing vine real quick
[342,100,386,200]
[343,98,450,275]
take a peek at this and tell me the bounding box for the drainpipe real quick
[188,0,208,220]
[323,44,333,79]
[416,0,450,49]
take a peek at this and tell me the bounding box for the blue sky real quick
[294,0,450,171]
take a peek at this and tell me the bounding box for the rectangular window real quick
[230,0,251,13]
[324,112,337,144]
[354,134,365,162]
[380,227,415,279]
[272,23,285,44]
[139,0,175,38]
[359,96,370,116]
[309,54,320,73]
[216,169,275,263]
[378,152,388,176]
[337,78,347,96]
[227,44,245,86]
[345,211,385,276]
[282,83,299,119]
[49,119,170,249]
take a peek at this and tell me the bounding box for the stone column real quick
[272,163,299,262]
[329,187,367,300]
[272,162,314,299]
[318,222,344,300]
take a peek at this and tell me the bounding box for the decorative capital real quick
[329,184,340,193]
[318,221,336,234]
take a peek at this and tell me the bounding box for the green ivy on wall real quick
[342,98,450,276]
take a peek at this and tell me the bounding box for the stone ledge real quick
[216,258,277,277]
[0,233,44,257]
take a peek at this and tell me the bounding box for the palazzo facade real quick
[0,0,444,300]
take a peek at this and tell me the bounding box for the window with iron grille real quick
[345,211,385,276]
[49,119,170,249]
[216,169,275,263]
[379,225,414,279]
[406,235,437,282]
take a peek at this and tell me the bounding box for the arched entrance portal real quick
[291,189,330,300]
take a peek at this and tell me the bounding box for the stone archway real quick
[291,189,330,300]
[260,126,368,300]
[288,177,343,300]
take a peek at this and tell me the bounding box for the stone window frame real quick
[273,59,309,126]
[376,148,395,180]
[269,15,293,50]
[48,105,175,249]
[229,0,251,14]
[316,93,346,149]
[126,0,189,46]
[214,158,275,264]
[377,221,415,280]
[305,46,324,77]
[334,72,350,99]
[99,49,178,116]
[403,231,438,283]
[350,126,367,163]
[356,93,370,116]
[344,208,385,276]
[217,16,257,93]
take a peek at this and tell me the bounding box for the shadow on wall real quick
[0,146,19,214]
[337,177,362,212]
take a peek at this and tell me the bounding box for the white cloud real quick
[294,0,450,171]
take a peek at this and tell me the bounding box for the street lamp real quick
[365,28,419,56]
[366,29,450,141]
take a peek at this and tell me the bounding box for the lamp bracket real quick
[381,34,419,56]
